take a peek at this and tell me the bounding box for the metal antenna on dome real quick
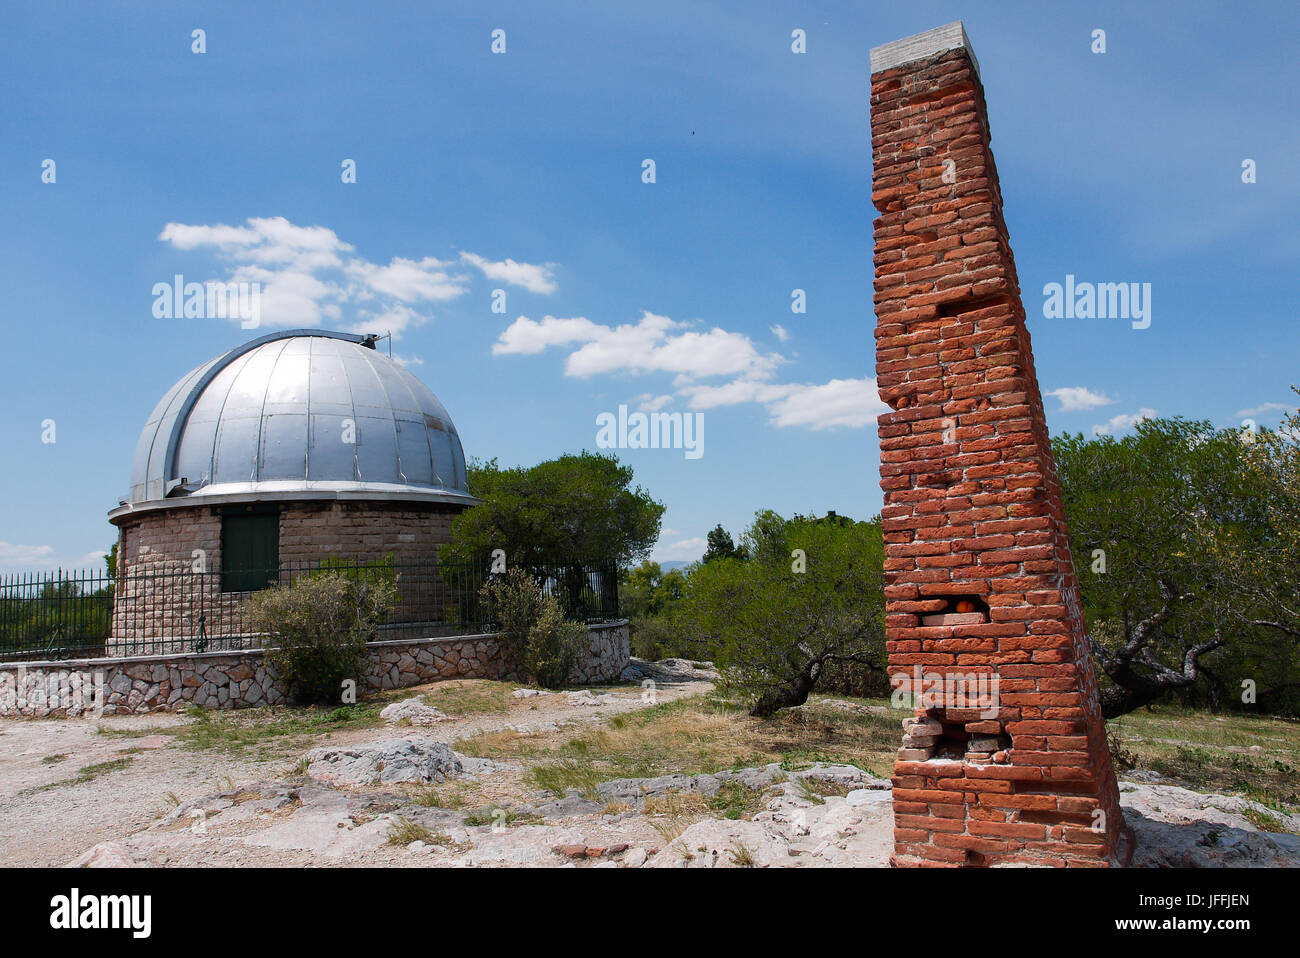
[359,331,392,356]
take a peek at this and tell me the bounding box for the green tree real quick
[704,524,745,563]
[1055,417,1300,717]
[443,452,664,573]
[679,511,886,717]
[620,559,693,660]
[1236,394,1300,711]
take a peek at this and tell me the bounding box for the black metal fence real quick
[0,558,619,661]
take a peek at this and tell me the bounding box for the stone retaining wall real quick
[0,621,629,717]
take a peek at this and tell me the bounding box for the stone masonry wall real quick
[869,25,1126,867]
[0,621,630,717]
[109,499,466,653]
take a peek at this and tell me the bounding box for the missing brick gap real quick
[904,81,970,108]
[937,293,1012,319]
[919,594,989,625]
[900,707,1012,765]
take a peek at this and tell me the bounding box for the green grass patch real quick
[461,806,543,827]
[98,702,384,758]
[1108,705,1300,809]
[706,781,766,820]
[523,759,604,798]
[71,757,134,784]
[1243,807,1287,833]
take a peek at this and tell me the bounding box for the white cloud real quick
[1092,408,1156,437]
[0,543,106,575]
[655,537,706,562]
[460,252,557,294]
[353,303,430,337]
[494,311,783,381]
[160,217,352,272]
[679,378,795,409]
[766,378,889,430]
[1047,386,1114,412]
[634,393,674,412]
[495,308,887,432]
[391,353,424,368]
[496,308,894,431]
[679,376,887,430]
[771,323,790,342]
[0,542,56,566]
[158,216,542,338]
[345,256,466,302]
[493,315,605,355]
[1235,401,1297,419]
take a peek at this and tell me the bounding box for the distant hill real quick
[658,560,693,571]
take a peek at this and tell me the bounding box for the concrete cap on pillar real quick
[870,21,980,79]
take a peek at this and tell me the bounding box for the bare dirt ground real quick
[2,661,1298,868]
[0,663,715,867]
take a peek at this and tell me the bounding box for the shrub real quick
[817,658,894,699]
[629,614,700,662]
[480,568,586,688]
[247,570,397,705]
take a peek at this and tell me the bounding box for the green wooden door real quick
[221,513,279,592]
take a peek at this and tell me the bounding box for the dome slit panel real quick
[395,364,446,486]
[325,337,363,482]
[213,338,291,485]
[256,339,309,482]
[175,349,256,491]
[135,358,216,502]
[387,361,437,486]
[351,348,403,484]
[359,348,417,484]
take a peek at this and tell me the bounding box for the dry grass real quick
[1108,705,1300,810]
[419,679,518,716]
[794,775,856,805]
[649,816,689,846]
[728,842,757,867]
[456,694,902,798]
[408,783,474,809]
[643,791,709,817]
[385,817,451,847]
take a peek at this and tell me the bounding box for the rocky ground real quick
[2,659,1297,868]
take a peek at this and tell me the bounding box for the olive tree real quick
[1055,416,1300,717]
[680,512,886,717]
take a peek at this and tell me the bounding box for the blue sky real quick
[2,0,1297,573]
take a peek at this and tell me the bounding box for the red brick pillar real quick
[869,22,1129,867]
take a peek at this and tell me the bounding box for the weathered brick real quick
[872,25,1123,868]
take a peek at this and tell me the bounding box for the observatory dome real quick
[118,330,474,513]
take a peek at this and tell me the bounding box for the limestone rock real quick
[68,842,138,868]
[380,698,446,726]
[305,737,465,785]
[564,690,614,706]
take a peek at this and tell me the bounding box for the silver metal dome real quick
[114,330,475,515]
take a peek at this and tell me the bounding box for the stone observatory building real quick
[108,329,478,650]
